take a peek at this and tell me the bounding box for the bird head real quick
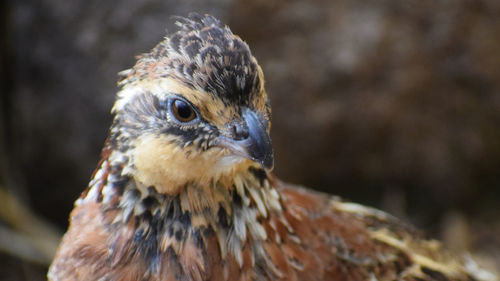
[109,14,273,195]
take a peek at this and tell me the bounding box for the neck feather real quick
[77,148,282,268]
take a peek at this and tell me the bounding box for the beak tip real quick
[261,153,274,170]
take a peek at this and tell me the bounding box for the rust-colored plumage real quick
[48,14,496,281]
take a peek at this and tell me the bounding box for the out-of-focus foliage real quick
[2,0,500,279]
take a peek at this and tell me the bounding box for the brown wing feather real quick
[269,180,485,281]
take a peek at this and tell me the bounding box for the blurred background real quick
[1,0,500,279]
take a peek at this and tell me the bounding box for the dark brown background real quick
[1,0,500,279]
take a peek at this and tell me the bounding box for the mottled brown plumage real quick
[48,14,496,281]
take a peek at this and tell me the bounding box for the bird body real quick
[48,14,495,281]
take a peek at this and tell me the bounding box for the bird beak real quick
[215,108,274,170]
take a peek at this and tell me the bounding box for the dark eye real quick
[171,99,197,123]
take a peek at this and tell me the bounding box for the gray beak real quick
[215,108,274,170]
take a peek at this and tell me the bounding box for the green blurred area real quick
[1,0,500,279]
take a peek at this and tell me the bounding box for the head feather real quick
[119,13,262,106]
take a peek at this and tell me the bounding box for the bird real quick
[48,14,496,281]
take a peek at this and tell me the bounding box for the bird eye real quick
[171,99,197,123]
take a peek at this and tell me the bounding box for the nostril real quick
[232,123,249,140]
